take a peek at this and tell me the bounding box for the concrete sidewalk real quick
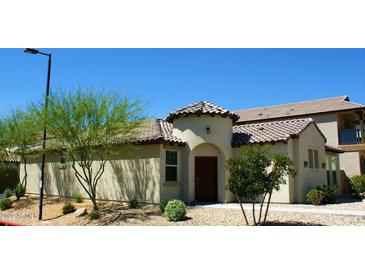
[198,203,365,217]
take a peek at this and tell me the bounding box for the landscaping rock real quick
[74,208,87,217]
[8,196,17,202]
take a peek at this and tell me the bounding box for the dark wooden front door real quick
[195,157,218,202]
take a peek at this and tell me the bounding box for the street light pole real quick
[24,48,52,221]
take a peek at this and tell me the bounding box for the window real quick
[314,150,319,169]
[330,156,337,185]
[308,149,319,169]
[308,149,314,168]
[165,150,178,182]
[326,155,330,184]
[326,154,338,185]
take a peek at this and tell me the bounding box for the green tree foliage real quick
[226,146,270,225]
[37,89,145,210]
[226,146,296,226]
[0,109,42,190]
[349,175,365,198]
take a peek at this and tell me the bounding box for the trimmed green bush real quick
[3,188,13,198]
[62,200,76,215]
[128,197,139,209]
[159,199,171,213]
[14,184,26,201]
[318,184,337,204]
[306,188,325,205]
[164,199,186,222]
[90,210,101,220]
[0,198,12,211]
[349,175,365,198]
[306,185,337,205]
[72,193,83,203]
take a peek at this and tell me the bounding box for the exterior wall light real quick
[206,126,211,134]
[322,162,326,169]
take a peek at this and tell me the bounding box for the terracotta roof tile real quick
[235,96,364,123]
[133,119,186,145]
[166,101,240,122]
[232,118,320,146]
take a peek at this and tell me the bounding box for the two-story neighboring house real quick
[235,96,365,193]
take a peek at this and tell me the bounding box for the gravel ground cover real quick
[1,195,365,226]
[269,197,365,211]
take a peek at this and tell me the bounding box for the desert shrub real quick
[306,188,325,205]
[90,210,101,220]
[0,198,12,211]
[318,184,337,204]
[14,184,26,201]
[3,188,13,198]
[164,199,186,222]
[159,199,171,213]
[128,197,139,209]
[349,175,365,198]
[72,193,83,203]
[62,200,76,215]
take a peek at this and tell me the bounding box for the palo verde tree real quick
[226,146,296,226]
[38,89,145,210]
[0,108,42,192]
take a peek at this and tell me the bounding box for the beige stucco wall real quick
[232,142,293,203]
[311,113,339,147]
[339,151,361,177]
[22,144,161,203]
[172,115,233,202]
[296,123,328,202]
[159,145,183,201]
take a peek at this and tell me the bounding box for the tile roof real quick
[166,101,240,123]
[133,119,186,145]
[232,118,323,146]
[234,96,365,123]
[26,119,186,153]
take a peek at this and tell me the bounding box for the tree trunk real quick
[263,163,278,224]
[258,192,267,225]
[22,157,28,188]
[71,163,99,210]
[263,191,273,224]
[91,196,98,211]
[236,194,249,225]
[252,202,257,226]
[90,183,98,210]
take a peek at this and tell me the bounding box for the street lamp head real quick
[24,48,39,54]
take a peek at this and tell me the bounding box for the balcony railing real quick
[339,128,364,145]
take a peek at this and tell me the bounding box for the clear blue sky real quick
[0,48,364,118]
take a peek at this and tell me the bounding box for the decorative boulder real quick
[74,208,87,217]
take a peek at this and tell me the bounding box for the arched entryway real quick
[189,143,225,202]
